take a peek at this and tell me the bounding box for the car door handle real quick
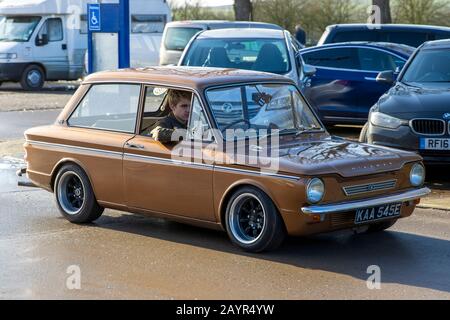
[126,143,145,149]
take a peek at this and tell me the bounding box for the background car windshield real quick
[0,16,40,42]
[206,84,321,139]
[402,49,450,83]
[164,27,203,51]
[183,38,291,74]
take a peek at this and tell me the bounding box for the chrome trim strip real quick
[214,166,300,181]
[343,179,397,196]
[27,140,123,158]
[409,118,446,136]
[124,152,214,170]
[302,187,430,215]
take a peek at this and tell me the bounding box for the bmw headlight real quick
[370,112,405,129]
[410,163,425,187]
[0,53,17,59]
[306,178,325,204]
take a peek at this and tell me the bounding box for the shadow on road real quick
[92,212,450,294]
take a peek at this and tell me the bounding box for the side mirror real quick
[36,34,48,46]
[302,64,316,77]
[376,70,395,85]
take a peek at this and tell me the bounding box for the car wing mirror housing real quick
[376,70,395,85]
[36,34,49,46]
[303,64,317,77]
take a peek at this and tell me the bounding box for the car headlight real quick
[410,163,425,187]
[370,112,405,129]
[306,178,325,204]
[0,53,17,59]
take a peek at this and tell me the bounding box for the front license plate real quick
[420,138,450,150]
[354,203,402,224]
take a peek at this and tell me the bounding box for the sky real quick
[168,0,235,7]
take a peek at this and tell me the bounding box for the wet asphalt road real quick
[0,158,450,299]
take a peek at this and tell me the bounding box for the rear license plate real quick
[354,203,402,224]
[420,138,450,150]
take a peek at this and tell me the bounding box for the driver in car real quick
[150,90,192,143]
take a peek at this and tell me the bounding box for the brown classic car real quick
[22,67,430,252]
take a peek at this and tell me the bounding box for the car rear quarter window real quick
[164,27,203,51]
[68,84,141,133]
[302,47,360,70]
[357,48,403,71]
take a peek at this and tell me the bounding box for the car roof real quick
[300,41,415,57]
[326,23,450,32]
[422,39,450,50]
[196,28,286,39]
[166,20,283,30]
[83,66,294,91]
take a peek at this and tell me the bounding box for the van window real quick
[164,27,203,51]
[131,15,166,33]
[69,84,141,133]
[0,16,41,42]
[80,15,87,34]
[380,31,428,47]
[38,18,63,42]
[331,30,377,43]
[302,48,360,70]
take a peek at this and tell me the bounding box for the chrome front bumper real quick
[301,187,431,215]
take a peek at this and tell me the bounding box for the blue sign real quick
[88,4,101,31]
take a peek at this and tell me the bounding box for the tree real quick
[234,0,253,21]
[372,0,392,23]
[393,0,450,26]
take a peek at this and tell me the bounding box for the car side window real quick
[68,84,141,133]
[188,95,213,141]
[357,48,400,72]
[302,48,360,70]
[38,18,63,42]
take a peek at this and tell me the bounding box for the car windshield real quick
[206,83,321,140]
[402,49,450,83]
[182,38,291,74]
[0,16,41,42]
[164,27,203,51]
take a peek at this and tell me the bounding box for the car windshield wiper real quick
[295,126,323,136]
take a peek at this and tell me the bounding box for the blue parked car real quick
[300,42,414,125]
[318,24,450,48]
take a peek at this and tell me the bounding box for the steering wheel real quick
[221,119,251,132]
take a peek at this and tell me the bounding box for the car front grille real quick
[343,180,397,196]
[411,119,446,135]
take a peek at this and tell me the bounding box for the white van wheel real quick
[21,65,45,90]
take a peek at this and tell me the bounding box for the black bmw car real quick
[360,39,450,164]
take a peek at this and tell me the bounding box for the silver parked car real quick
[178,28,313,87]
[160,21,283,66]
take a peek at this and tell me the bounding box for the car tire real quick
[225,186,286,253]
[20,65,45,91]
[367,219,397,233]
[359,122,369,143]
[54,164,104,223]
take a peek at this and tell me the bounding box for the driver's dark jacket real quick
[150,113,187,143]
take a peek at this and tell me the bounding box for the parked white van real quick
[0,0,170,90]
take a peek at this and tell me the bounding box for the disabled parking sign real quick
[88,4,101,31]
